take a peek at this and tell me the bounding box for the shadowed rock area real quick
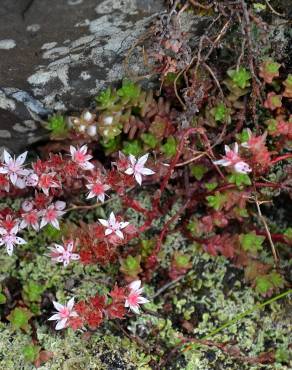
[0,0,166,152]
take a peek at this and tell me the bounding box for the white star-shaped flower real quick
[124,153,155,185]
[48,297,78,330]
[0,224,26,256]
[213,143,251,174]
[125,280,149,314]
[0,150,29,188]
[70,145,94,171]
[98,212,129,239]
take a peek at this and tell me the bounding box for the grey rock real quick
[0,0,166,153]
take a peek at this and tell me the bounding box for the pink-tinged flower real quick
[124,153,155,185]
[86,178,110,203]
[0,150,29,188]
[213,143,251,174]
[20,200,40,231]
[39,201,66,230]
[0,224,26,256]
[48,297,78,330]
[37,172,60,195]
[25,170,39,187]
[98,212,129,239]
[70,145,94,171]
[125,280,149,314]
[49,240,80,267]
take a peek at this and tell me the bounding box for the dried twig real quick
[254,194,279,265]
[265,0,285,17]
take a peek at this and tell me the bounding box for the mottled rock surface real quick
[0,0,166,152]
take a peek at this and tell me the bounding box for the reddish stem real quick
[270,153,292,165]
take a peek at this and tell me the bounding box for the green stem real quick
[183,289,291,351]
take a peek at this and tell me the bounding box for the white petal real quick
[16,151,28,166]
[125,168,134,175]
[67,241,74,252]
[130,305,140,314]
[6,243,14,256]
[67,297,75,311]
[109,212,116,225]
[0,166,8,174]
[86,191,95,199]
[134,173,142,185]
[81,162,94,171]
[80,145,88,154]
[70,145,76,157]
[213,159,231,167]
[99,219,109,227]
[105,228,113,236]
[40,218,47,229]
[233,142,239,153]
[55,201,66,211]
[71,253,80,260]
[137,297,149,304]
[129,154,137,166]
[119,221,129,229]
[98,193,105,203]
[10,173,18,185]
[129,280,141,291]
[3,150,12,164]
[15,177,26,189]
[48,313,62,321]
[22,200,33,212]
[15,237,26,245]
[11,224,19,234]
[53,301,65,311]
[20,220,27,229]
[140,168,155,176]
[115,229,124,239]
[55,318,68,330]
[137,153,149,166]
[54,244,65,253]
[51,219,60,229]
[224,145,231,154]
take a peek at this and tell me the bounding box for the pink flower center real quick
[134,164,142,173]
[92,183,104,195]
[225,151,240,164]
[127,291,139,306]
[45,208,57,221]
[74,151,86,163]
[4,234,16,244]
[8,161,19,173]
[59,307,70,319]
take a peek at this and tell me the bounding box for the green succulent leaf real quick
[228,173,251,187]
[0,292,6,304]
[239,232,265,254]
[161,136,177,157]
[211,103,230,122]
[141,133,159,148]
[227,67,251,89]
[122,140,143,156]
[7,307,33,331]
[96,88,118,109]
[190,164,208,181]
[117,79,141,100]
[23,281,45,303]
[46,114,67,136]
[255,276,273,295]
[206,192,227,211]
[22,344,40,363]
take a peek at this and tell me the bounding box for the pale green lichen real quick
[0,192,291,369]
